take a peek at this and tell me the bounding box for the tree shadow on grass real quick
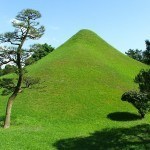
[53,124,150,150]
[0,116,4,127]
[107,112,141,121]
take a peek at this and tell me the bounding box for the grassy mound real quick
[0,29,149,149]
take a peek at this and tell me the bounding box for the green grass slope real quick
[0,29,149,150]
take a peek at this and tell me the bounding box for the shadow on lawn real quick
[107,112,141,121]
[53,124,150,150]
[0,116,4,127]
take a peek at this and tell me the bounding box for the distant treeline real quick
[125,40,150,65]
[0,43,54,76]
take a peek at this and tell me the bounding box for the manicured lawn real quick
[0,29,149,149]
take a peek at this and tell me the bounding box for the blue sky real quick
[0,0,150,53]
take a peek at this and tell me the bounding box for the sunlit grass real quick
[0,29,149,149]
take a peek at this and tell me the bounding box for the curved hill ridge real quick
[2,29,149,124]
[29,29,146,88]
[17,29,147,122]
[0,29,149,150]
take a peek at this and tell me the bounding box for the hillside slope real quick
[23,29,148,122]
[0,29,149,150]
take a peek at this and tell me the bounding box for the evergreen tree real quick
[0,9,45,128]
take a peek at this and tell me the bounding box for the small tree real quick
[125,49,143,62]
[25,43,54,66]
[121,69,150,118]
[0,78,16,96]
[1,64,17,76]
[143,40,150,65]
[23,76,40,88]
[121,91,150,118]
[0,9,45,128]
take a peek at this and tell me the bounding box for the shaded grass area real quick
[53,124,150,150]
[107,112,141,121]
[0,116,5,127]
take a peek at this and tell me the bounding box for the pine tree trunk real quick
[4,93,17,129]
[3,22,28,129]
[4,75,23,129]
